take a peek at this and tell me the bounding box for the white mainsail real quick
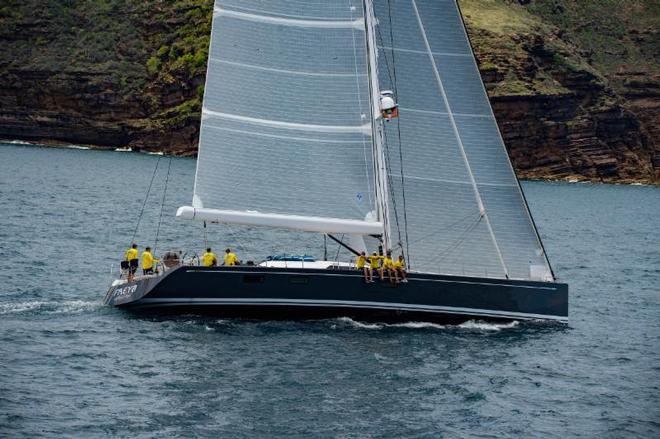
[179,0,381,236]
[374,0,554,280]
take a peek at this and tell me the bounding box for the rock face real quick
[0,0,658,183]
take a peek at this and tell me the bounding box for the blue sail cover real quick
[193,0,376,223]
[374,0,553,280]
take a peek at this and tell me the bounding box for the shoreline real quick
[2,137,657,186]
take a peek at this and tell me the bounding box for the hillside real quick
[0,0,658,183]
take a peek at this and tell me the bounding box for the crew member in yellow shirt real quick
[369,252,383,280]
[202,247,218,267]
[380,251,398,284]
[124,243,139,282]
[224,248,240,266]
[141,246,159,275]
[356,251,373,283]
[394,254,408,283]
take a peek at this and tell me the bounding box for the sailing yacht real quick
[104,0,568,323]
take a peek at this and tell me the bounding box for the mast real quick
[363,0,392,253]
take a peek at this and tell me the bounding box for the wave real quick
[3,139,33,145]
[458,320,519,331]
[334,317,518,331]
[0,300,101,315]
[62,144,91,150]
[390,321,447,329]
[114,147,132,152]
[336,317,383,329]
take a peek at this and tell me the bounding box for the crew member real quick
[141,246,159,275]
[124,243,139,282]
[202,247,218,267]
[356,251,373,283]
[394,254,408,283]
[369,252,383,280]
[224,248,240,266]
[380,251,398,284]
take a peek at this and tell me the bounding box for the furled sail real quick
[180,0,381,236]
[374,0,554,281]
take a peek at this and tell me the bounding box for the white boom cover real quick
[186,0,379,235]
[176,206,383,235]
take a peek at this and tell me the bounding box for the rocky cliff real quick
[0,0,658,183]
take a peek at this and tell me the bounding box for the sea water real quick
[0,143,658,437]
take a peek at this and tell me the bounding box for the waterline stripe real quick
[135,297,567,322]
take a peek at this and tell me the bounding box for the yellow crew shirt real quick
[141,251,158,270]
[125,248,138,261]
[224,252,239,266]
[202,252,218,267]
[356,255,367,269]
[382,257,394,269]
[393,259,404,270]
[369,255,382,269]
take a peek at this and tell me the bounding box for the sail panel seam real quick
[215,7,365,29]
[223,5,360,21]
[202,109,372,135]
[402,175,518,187]
[378,45,470,57]
[399,107,492,118]
[209,58,368,78]
[204,124,368,144]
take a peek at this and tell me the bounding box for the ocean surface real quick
[0,142,658,438]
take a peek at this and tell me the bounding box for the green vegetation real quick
[524,0,659,74]
[0,0,212,131]
[459,0,659,97]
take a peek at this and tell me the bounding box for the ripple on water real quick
[1,146,659,438]
[0,300,102,316]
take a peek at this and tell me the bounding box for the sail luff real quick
[410,0,510,279]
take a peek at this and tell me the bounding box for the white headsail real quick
[373,0,554,281]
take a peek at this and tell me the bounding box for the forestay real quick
[374,0,554,281]
[185,0,379,235]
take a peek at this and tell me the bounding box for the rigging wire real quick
[375,3,411,268]
[153,156,172,255]
[437,214,484,262]
[203,221,208,249]
[386,0,411,269]
[381,128,404,247]
[334,234,345,263]
[130,155,161,246]
[374,18,405,256]
[403,210,481,249]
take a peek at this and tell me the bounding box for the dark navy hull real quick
[104,266,568,323]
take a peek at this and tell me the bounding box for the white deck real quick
[258,260,353,269]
